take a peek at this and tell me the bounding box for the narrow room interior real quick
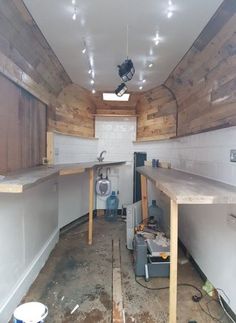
[0,1,236,322]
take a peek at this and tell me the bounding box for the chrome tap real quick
[97,150,107,162]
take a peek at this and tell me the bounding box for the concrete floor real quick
[21,217,230,323]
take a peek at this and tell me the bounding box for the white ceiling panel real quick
[23,0,223,92]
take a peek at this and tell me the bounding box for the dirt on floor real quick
[18,217,231,323]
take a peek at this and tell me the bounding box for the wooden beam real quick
[112,240,124,323]
[88,168,94,245]
[141,174,148,220]
[46,132,54,165]
[169,199,178,323]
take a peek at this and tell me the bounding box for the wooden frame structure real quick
[137,166,236,323]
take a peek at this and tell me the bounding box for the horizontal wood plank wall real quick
[48,84,96,138]
[136,85,177,141]
[0,0,71,99]
[0,73,46,173]
[165,0,236,137]
[94,93,139,116]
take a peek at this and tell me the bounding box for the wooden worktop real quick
[137,166,236,204]
[0,161,125,193]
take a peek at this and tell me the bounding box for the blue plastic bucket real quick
[13,302,48,323]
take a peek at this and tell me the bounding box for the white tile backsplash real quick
[54,133,98,164]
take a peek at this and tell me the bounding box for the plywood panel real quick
[0,73,46,174]
[165,0,236,137]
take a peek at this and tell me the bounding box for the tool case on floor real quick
[133,234,170,279]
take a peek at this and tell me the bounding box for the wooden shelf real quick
[137,166,236,205]
[0,161,126,193]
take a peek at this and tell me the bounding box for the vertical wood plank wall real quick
[165,0,236,137]
[0,73,46,173]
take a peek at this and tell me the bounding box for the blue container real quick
[105,191,119,222]
[148,200,163,230]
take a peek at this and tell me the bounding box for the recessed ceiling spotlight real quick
[149,48,153,56]
[148,63,153,68]
[139,86,143,90]
[92,89,96,94]
[168,0,172,5]
[142,79,146,83]
[82,48,86,54]
[167,10,173,18]
[72,0,76,4]
[154,32,160,46]
[88,69,92,74]
[90,79,95,85]
[72,7,77,20]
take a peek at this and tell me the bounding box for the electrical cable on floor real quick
[135,276,203,299]
[135,277,236,323]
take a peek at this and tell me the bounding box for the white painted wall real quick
[95,117,136,207]
[54,133,99,228]
[134,126,236,314]
[0,179,58,323]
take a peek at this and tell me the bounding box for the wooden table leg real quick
[88,168,94,245]
[169,199,178,323]
[141,174,148,221]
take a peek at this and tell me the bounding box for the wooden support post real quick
[169,199,178,323]
[112,240,124,323]
[88,168,94,245]
[46,132,54,165]
[141,174,148,220]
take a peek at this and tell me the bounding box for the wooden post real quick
[141,174,148,220]
[112,240,124,323]
[88,168,94,245]
[169,199,178,323]
[46,131,54,165]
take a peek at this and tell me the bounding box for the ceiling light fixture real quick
[148,63,153,68]
[82,48,86,54]
[88,69,92,74]
[90,79,95,85]
[72,7,77,20]
[103,93,130,101]
[118,59,135,82]
[154,32,160,46]
[142,79,146,83]
[72,0,76,4]
[139,86,143,90]
[115,83,127,97]
[117,25,135,82]
[167,10,173,18]
[92,89,96,94]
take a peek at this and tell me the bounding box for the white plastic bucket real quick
[13,302,48,323]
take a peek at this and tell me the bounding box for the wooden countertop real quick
[137,166,236,204]
[0,161,125,193]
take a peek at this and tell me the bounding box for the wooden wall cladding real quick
[165,0,236,137]
[0,73,46,174]
[94,93,139,116]
[0,0,71,99]
[48,84,96,138]
[136,85,177,141]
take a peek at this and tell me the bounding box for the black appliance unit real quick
[133,152,147,203]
